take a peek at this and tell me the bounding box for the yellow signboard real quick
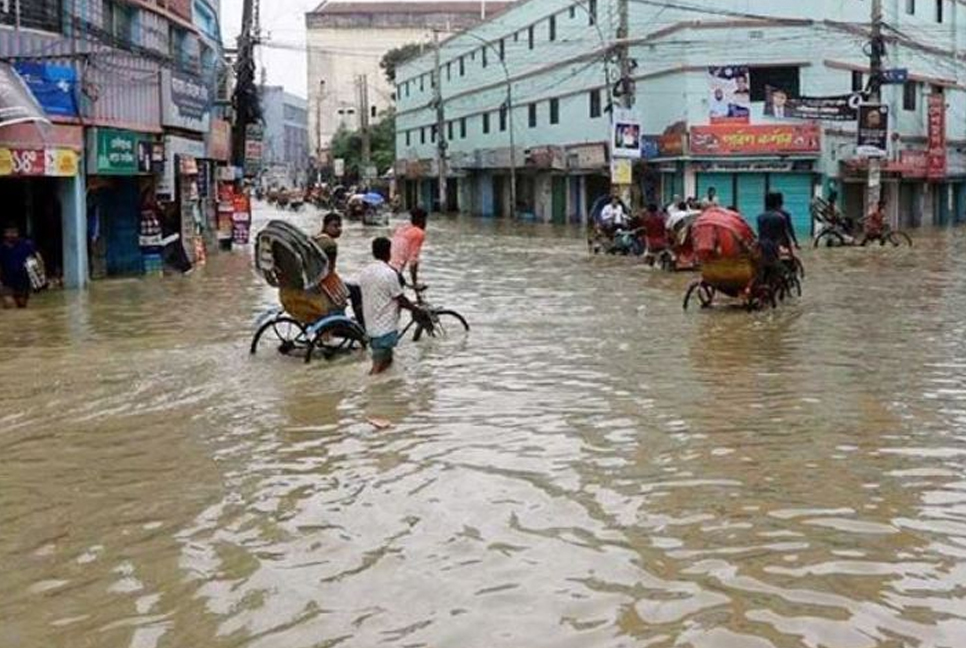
[48,149,79,177]
[0,148,12,176]
[611,158,632,185]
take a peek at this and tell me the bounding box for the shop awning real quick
[0,61,51,129]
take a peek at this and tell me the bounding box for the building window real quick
[446,121,453,141]
[903,81,918,111]
[499,39,505,61]
[589,89,601,118]
[528,25,535,49]
[549,15,556,41]
[499,105,507,131]
[420,127,426,144]
[906,0,915,14]
[405,82,410,98]
[459,57,465,76]
[570,5,576,18]
[514,31,519,42]
[460,117,467,138]
[550,98,560,124]
[483,112,491,134]
[446,62,451,81]
[371,105,377,119]
[588,0,597,25]
[482,46,488,68]
[431,125,437,143]
[528,103,537,127]
[420,75,424,92]
[936,0,943,22]
[851,71,863,92]
[749,66,799,102]
[406,130,411,146]
[104,0,138,46]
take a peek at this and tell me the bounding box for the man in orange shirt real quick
[390,206,428,288]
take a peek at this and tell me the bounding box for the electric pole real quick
[866,0,885,215]
[433,29,447,212]
[358,74,372,187]
[614,0,633,206]
[232,0,261,170]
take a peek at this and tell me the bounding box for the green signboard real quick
[94,128,146,175]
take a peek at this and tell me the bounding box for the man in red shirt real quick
[390,207,428,288]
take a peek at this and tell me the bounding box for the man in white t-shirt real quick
[357,236,419,374]
[599,196,628,236]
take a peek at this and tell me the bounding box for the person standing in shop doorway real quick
[0,223,36,308]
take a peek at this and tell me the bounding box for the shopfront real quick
[690,124,822,238]
[0,123,84,288]
[160,68,212,263]
[86,127,162,277]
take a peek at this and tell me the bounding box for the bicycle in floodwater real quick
[251,285,470,364]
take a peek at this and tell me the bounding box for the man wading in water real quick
[358,237,421,374]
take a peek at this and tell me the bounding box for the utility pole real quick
[316,79,325,183]
[613,0,633,206]
[433,29,447,212]
[232,0,260,169]
[358,74,371,186]
[866,0,885,215]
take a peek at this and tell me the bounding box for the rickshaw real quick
[250,220,367,363]
[812,196,912,248]
[352,192,390,226]
[587,196,641,255]
[664,206,700,271]
[683,207,801,311]
[250,220,471,364]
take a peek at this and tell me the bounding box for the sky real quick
[221,0,322,99]
[221,0,489,99]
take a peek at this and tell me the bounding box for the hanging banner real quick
[926,94,946,180]
[13,61,79,118]
[765,86,861,122]
[707,66,750,124]
[856,104,889,158]
[611,108,642,159]
[690,124,821,156]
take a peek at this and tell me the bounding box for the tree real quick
[380,42,426,85]
[329,108,397,181]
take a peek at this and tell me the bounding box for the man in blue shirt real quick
[0,223,36,308]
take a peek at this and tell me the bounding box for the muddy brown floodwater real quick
[2,204,966,648]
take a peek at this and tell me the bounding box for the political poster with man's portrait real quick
[708,66,751,124]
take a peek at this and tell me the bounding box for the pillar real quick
[60,171,88,289]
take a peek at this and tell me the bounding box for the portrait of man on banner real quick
[707,66,751,124]
[611,109,642,159]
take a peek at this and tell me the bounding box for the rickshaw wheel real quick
[698,284,715,308]
[683,281,703,310]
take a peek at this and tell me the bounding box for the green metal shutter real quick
[768,173,814,239]
[736,174,767,220]
[696,173,734,207]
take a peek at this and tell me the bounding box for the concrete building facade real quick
[261,86,310,184]
[304,1,512,163]
[394,0,966,232]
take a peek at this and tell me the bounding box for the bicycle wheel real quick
[889,231,913,247]
[304,321,367,364]
[250,317,308,356]
[814,230,845,248]
[413,309,470,341]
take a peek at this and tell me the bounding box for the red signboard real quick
[0,148,46,175]
[927,94,946,181]
[690,124,821,156]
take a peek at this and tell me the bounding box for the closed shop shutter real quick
[955,183,966,224]
[736,173,766,220]
[696,173,734,207]
[662,172,684,204]
[769,173,814,239]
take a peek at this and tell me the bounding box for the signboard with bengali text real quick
[690,124,821,156]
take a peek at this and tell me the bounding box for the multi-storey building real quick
[260,85,309,186]
[395,0,966,232]
[304,0,512,163]
[0,0,228,288]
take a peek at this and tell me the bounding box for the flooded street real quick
[3,203,966,648]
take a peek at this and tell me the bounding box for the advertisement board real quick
[161,69,211,133]
[690,124,821,156]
